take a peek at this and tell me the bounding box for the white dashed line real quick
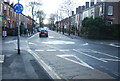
[46,49,57,52]
[81,43,89,46]
[109,43,120,48]
[59,49,70,52]
[28,42,38,45]
[35,50,44,52]
[35,49,70,52]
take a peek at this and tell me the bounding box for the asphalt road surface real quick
[22,30,119,79]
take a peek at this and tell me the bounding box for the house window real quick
[107,21,112,24]
[108,6,113,16]
[99,6,103,16]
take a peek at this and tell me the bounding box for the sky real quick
[8,0,95,24]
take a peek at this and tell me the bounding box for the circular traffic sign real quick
[14,3,24,13]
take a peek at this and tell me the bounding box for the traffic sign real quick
[13,3,23,13]
[3,16,6,20]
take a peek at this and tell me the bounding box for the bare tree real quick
[59,0,76,17]
[36,10,46,27]
[59,0,76,35]
[28,1,42,19]
[26,1,42,33]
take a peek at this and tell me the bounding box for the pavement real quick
[1,35,53,80]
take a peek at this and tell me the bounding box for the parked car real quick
[39,29,48,37]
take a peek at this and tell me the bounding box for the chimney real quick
[82,6,85,10]
[78,6,82,13]
[86,2,89,9]
[11,2,14,7]
[97,0,101,4]
[90,0,94,6]
[76,8,78,14]
[72,11,74,16]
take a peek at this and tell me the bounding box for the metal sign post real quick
[17,12,20,54]
[13,0,23,54]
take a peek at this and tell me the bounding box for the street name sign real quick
[13,3,23,13]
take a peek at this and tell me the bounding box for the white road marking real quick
[5,40,17,44]
[46,49,57,52]
[28,42,37,45]
[35,50,44,52]
[42,40,75,45]
[100,58,120,62]
[0,61,4,63]
[57,54,94,69]
[81,43,89,46]
[109,43,120,48]
[49,36,54,38]
[34,49,70,52]
[73,49,108,62]
[0,55,4,63]
[27,33,38,39]
[88,49,120,59]
[59,49,70,52]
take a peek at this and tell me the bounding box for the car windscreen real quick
[40,30,48,32]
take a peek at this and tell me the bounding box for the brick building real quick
[104,2,120,24]
[0,0,4,36]
[1,1,35,36]
[81,1,120,25]
[59,1,120,36]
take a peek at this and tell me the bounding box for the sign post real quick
[13,0,23,54]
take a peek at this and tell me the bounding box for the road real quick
[23,30,119,79]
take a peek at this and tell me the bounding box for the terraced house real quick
[0,0,4,36]
[57,0,120,38]
[1,1,36,36]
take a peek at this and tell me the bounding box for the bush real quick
[81,17,105,38]
[106,24,120,39]
[81,17,120,39]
